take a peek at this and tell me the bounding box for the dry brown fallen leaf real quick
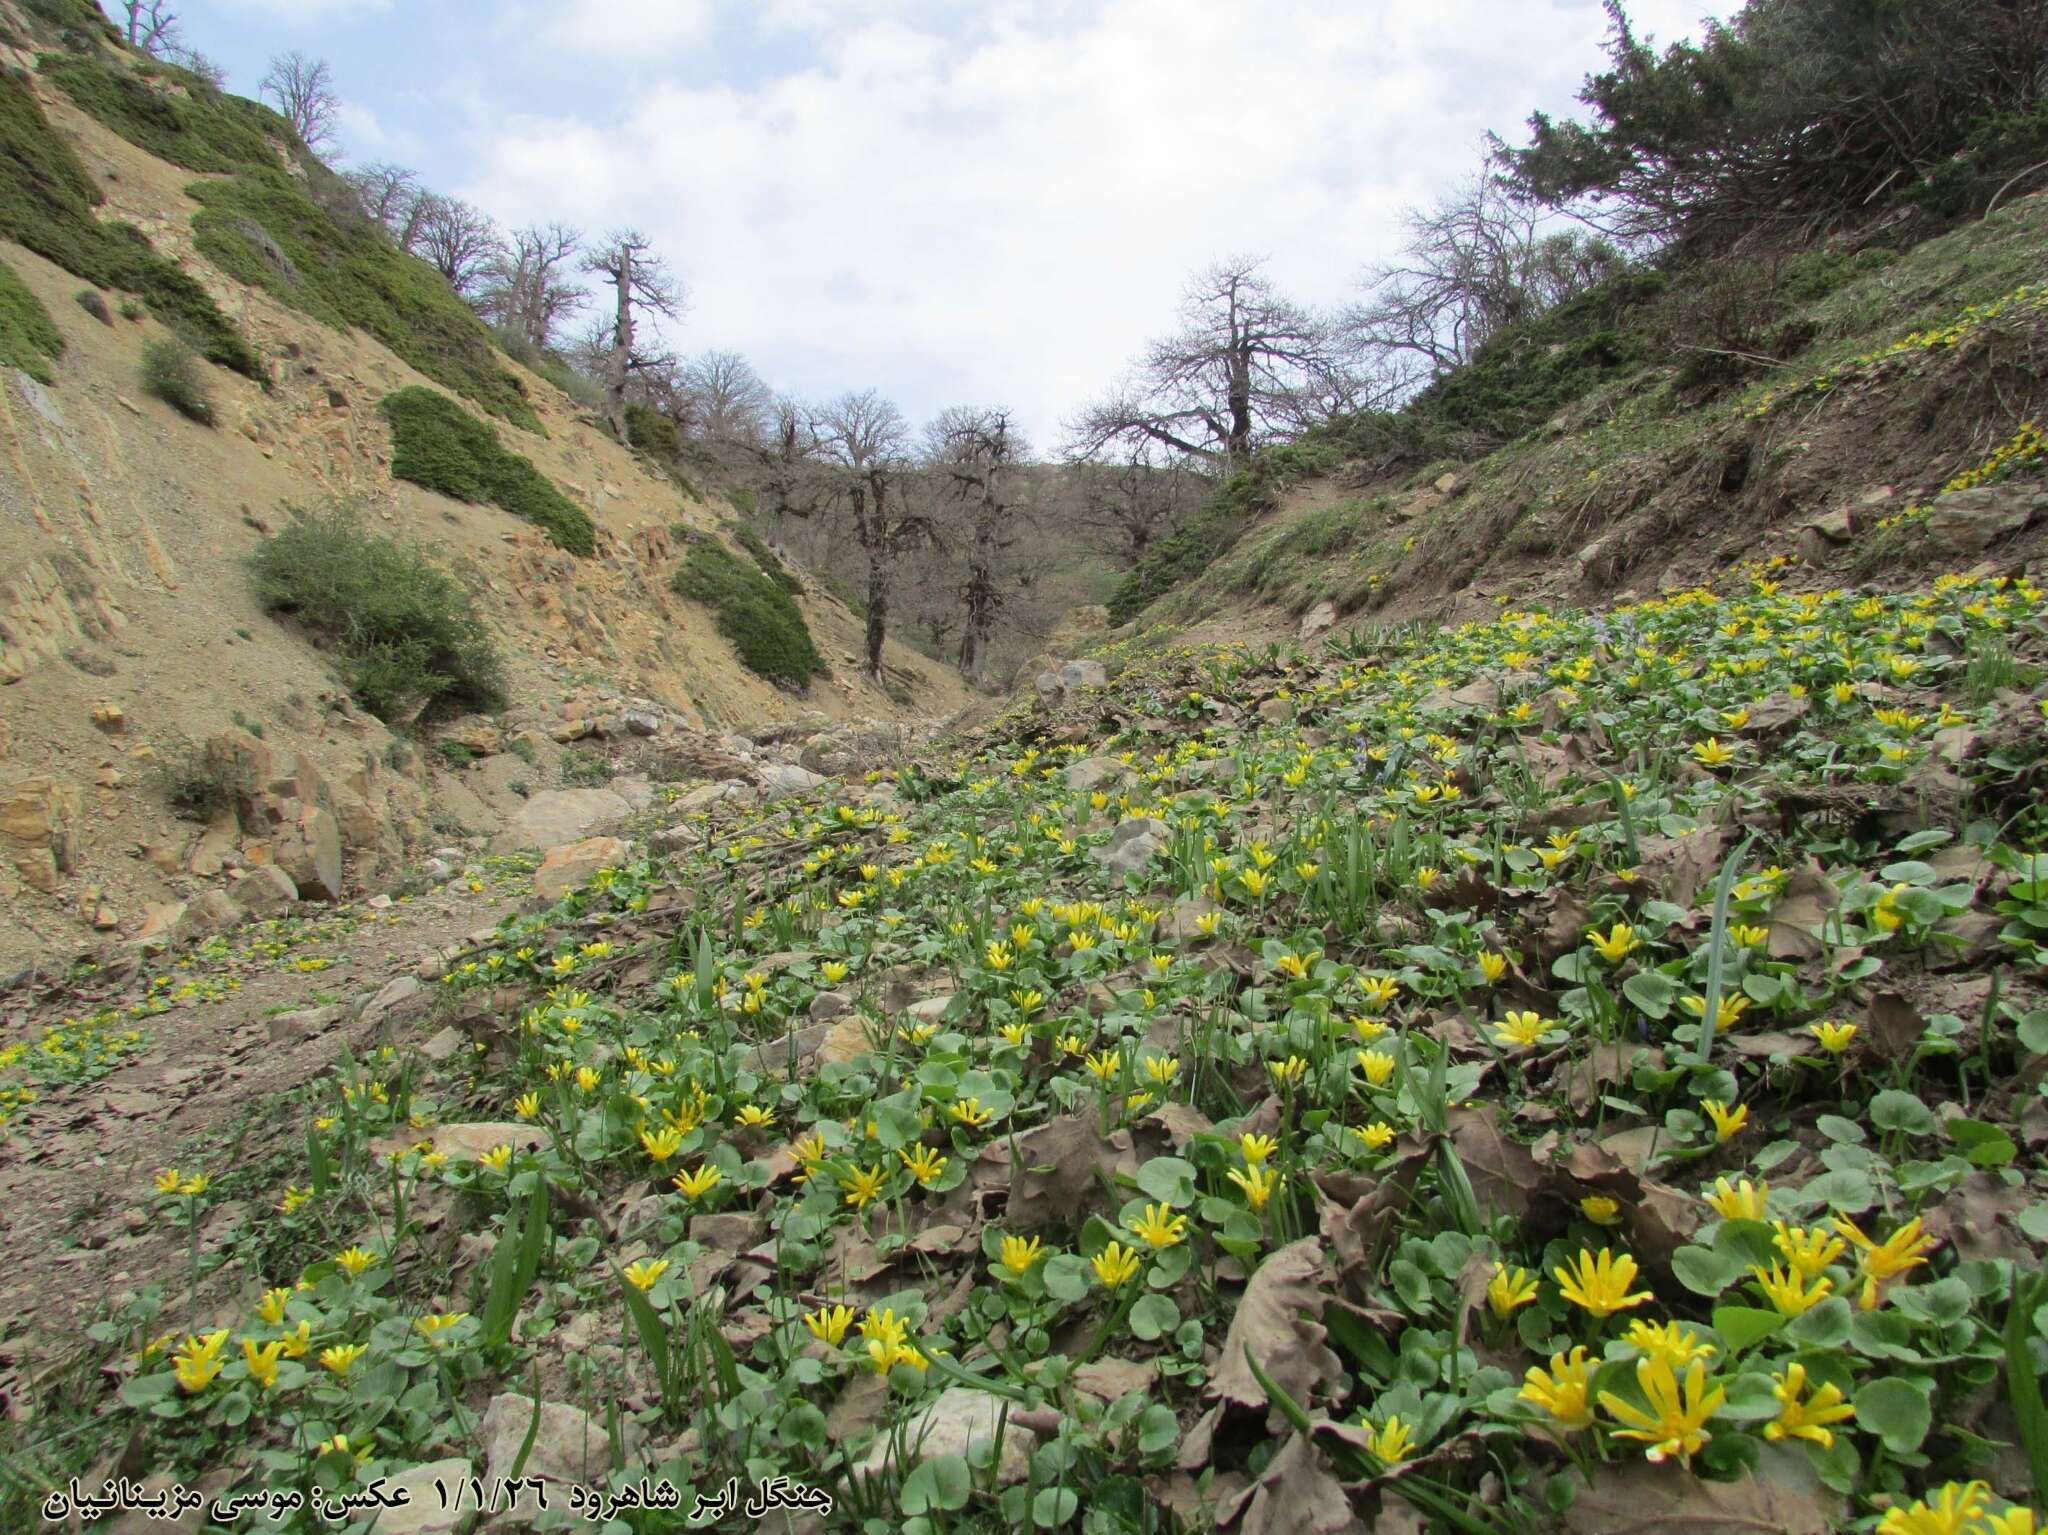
[1448,1104,1542,1222]
[1318,1137,1434,1283]
[1220,1431,1356,1535]
[991,1111,1138,1227]
[1562,1447,1842,1534]
[1205,1237,1344,1435]
[1768,860,1838,960]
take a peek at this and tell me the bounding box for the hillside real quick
[0,9,967,971]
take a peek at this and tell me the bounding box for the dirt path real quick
[0,867,519,1391]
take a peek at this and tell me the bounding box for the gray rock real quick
[361,975,425,1030]
[480,1394,625,1517]
[493,788,631,852]
[1094,816,1171,878]
[267,1005,344,1045]
[362,1459,474,1535]
[1298,600,1337,642]
[854,1387,1038,1485]
[1065,756,1128,792]
[757,761,827,797]
[622,709,664,737]
[421,1026,465,1063]
[809,989,853,1021]
[1926,485,2047,555]
[1058,660,1107,691]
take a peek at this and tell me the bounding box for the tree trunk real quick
[607,251,633,445]
[864,547,889,681]
[1227,338,1253,460]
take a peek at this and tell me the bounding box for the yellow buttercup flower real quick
[1239,1132,1278,1166]
[1703,1176,1769,1222]
[901,1143,949,1187]
[1554,1247,1653,1318]
[1487,1264,1539,1319]
[1691,737,1735,766]
[1751,1260,1831,1317]
[1361,1415,1415,1465]
[1494,1011,1551,1050]
[838,1163,886,1210]
[639,1125,684,1163]
[1832,1212,1937,1309]
[334,1246,380,1278]
[623,1258,670,1292]
[950,1097,993,1129]
[1128,1202,1188,1250]
[1519,1345,1595,1430]
[1875,1482,1991,1535]
[1356,1049,1396,1086]
[1226,1163,1280,1212]
[1588,923,1638,963]
[1580,1194,1623,1227]
[1809,1020,1858,1053]
[1764,1362,1854,1450]
[1092,1240,1142,1290]
[256,1287,292,1326]
[1701,1099,1747,1143]
[1624,1319,1715,1369]
[241,1337,286,1390]
[173,1330,230,1393]
[319,1342,367,1376]
[1599,1355,1724,1465]
[1357,1120,1397,1150]
[674,1164,723,1201]
[999,1234,1044,1276]
[1772,1221,1847,1281]
[1476,951,1507,983]
[805,1304,855,1346]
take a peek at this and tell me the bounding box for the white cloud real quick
[525,0,716,59]
[457,0,1737,444]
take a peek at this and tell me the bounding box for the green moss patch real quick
[0,69,261,377]
[39,52,287,172]
[380,387,594,555]
[0,256,63,382]
[672,535,825,690]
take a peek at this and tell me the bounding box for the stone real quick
[1298,600,1338,642]
[443,722,503,757]
[1925,485,2048,555]
[674,779,751,812]
[267,1005,344,1044]
[853,1387,1038,1485]
[363,1459,474,1535]
[264,798,344,901]
[480,1394,623,1520]
[495,788,630,851]
[1434,472,1461,495]
[1256,697,1292,724]
[623,708,664,737]
[186,814,238,878]
[905,994,956,1023]
[233,863,298,916]
[808,989,852,1021]
[414,1122,548,1161]
[1094,816,1171,879]
[360,974,425,1030]
[136,901,195,947]
[0,775,79,890]
[608,775,655,811]
[757,761,827,797]
[422,1026,465,1062]
[1064,756,1128,793]
[533,835,630,900]
[194,889,244,930]
[91,701,126,734]
[1058,660,1107,691]
[203,729,275,812]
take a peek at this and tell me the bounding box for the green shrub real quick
[73,287,109,324]
[150,737,236,824]
[0,257,62,382]
[0,70,262,377]
[672,537,824,690]
[248,506,507,721]
[193,171,539,430]
[39,52,287,172]
[380,387,594,554]
[625,400,683,463]
[725,519,802,594]
[139,336,214,424]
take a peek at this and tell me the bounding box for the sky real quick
[118,0,1739,447]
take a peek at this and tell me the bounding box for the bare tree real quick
[477,224,585,351]
[1345,179,1628,387]
[1068,257,1362,467]
[804,391,932,680]
[121,1,180,55]
[414,196,505,298]
[1075,443,1200,566]
[581,231,684,444]
[345,163,426,242]
[680,351,774,447]
[924,407,1028,686]
[259,51,341,156]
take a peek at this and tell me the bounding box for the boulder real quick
[0,775,79,891]
[1094,816,1171,879]
[185,813,238,877]
[480,1394,625,1521]
[202,729,275,814]
[232,863,298,917]
[608,775,655,811]
[364,1459,474,1535]
[267,1005,344,1045]
[622,708,664,737]
[1065,756,1129,793]
[533,835,629,900]
[1926,485,2048,555]
[443,722,503,757]
[495,787,630,851]
[757,761,827,797]
[262,797,343,901]
[854,1387,1038,1485]
[1298,600,1338,642]
[135,901,196,948]
[194,889,244,931]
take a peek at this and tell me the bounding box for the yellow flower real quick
[1128,1202,1188,1250]
[1227,1163,1281,1212]
[1730,924,1768,949]
[319,1342,367,1376]
[1773,1221,1847,1281]
[1875,1482,1991,1535]
[1487,1264,1538,1319]
[1520,1345,1596,1430]
[279,1320,312,1358]
[1356,1049,1396,1086]
[479,1144,513,1173]
[334,1246,379,1278]
[735,1104,776,1130]
[1809,1020,1858,1053]
[1092,1240,1142,1290]
[950,1097,993,1129]
[1269,1054,1308,1086]
[1701,1099,1747,1143]
[1494,1011,1552,1050]
[1239,1132,1278,1165]
[1764,1362,1854,1450]
[241,1337,286,1390]
[1357,975,1400,1010]
[901,1143,949,1187]
[575,1066,600,1093]
[984,940,1014,971]
[1554,1247,1654,1318]
[1624,1319,1715,1369]
[1832,1212,1937,1309]
[1703,1176,1769,1222]
[256,1287,292,1326]
[155,1167,186,1195]
[414,1313,469,1344]
[1361,1415,1415,1465]
[999,1234,1044,1276]
[673,1164,723,1201]
[1144,1055,1180,1086]
[1588,923,1638,963]
[1986,1508,2039,1535]
[623,1258,670,1292]
[1680,993,1750,1030]
[1580,1194,1622,1227]
[1751,1260,1831,1317]
[1599,1356,1724,1464]
[1691,737,1735,766]
[839,1163,886,1210]
[1357,1121,1397,1150]
[513,1091,541,1119]
[640,1125,684,1163]
[805,1304,855,1346]
[1084,1050,1122,1083]
[173,1330,230,1393]
[820,961,849,983]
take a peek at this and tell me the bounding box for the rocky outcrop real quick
[494,788,631,851]
[533,835,630,900]
[0,775,80,892]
